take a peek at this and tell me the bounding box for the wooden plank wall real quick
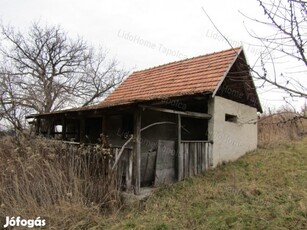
[180,141,212,179]
[113,147,133,191]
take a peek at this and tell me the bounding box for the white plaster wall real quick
[208,96,258,167]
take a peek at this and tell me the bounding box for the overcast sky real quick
[0,0,305,111]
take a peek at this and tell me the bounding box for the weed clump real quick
[0,134,120,227]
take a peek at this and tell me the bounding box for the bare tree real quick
[0,22,127,130]
[77,49,127,107]
[0,70,31,130]
[242,0,307,98]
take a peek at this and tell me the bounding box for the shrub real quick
[0,134,121,226]
[258,109,306,147]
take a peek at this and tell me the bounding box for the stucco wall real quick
[208,96,258,167]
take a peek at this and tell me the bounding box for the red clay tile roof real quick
[100,47,242,107]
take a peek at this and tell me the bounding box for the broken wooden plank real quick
[154,140,176,186]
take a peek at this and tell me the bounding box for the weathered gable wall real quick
[208,96,258,167]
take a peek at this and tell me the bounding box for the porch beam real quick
[139,105,212,119]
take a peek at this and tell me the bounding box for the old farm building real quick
[28,47,262,194]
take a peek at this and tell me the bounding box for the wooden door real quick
[154,140,176,186]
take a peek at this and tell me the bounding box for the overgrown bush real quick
[258,109,306,147]
[0,134,121,227]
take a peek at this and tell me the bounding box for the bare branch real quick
[0,22,127,130]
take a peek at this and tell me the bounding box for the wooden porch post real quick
[80,117,86,143]
[62,117,67,140]
[133,108,141,195]
[35,118,41,135]
[47,119,53,138]
[177,114,183,181]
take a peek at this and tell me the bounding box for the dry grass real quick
[99,137,307,229]
[0,134,120,229]
[258,110,306,147]
[1,109,307,229]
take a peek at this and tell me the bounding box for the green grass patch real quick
[101,138,307,229]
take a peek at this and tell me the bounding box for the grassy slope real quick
[96,138,307,230]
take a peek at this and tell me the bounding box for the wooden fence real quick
[62,141,133,191]
[112,146,133,191]
[61,140,212,190]
[179,141,213,180]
